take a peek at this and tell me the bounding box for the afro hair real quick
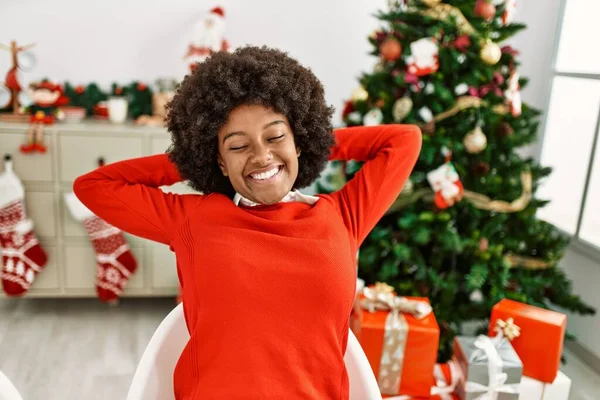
[166,45,336,197]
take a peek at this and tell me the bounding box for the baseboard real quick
[565,340,600,375]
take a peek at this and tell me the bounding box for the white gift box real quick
[519,371,571,400]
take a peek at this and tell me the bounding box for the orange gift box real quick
[354,292,440,398]
[488,299,566,383]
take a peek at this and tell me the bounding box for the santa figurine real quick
[184,6,229,72]
[427,162,464,209]
[20,81,65,154]
[406,38,439,77]
[504,71,522,117]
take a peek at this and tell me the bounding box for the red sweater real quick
[73,124,421,399]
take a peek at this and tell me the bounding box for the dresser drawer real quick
[147,241,179,289]
[58,135,143,183]
[0,132,53,182]
[150,137,171,155]
[63,244,144,291]
[24,191,57,238]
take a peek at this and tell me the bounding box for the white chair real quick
[0,370,23,400]
[127,303,382,400]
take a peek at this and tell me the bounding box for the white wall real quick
[0,0,388,126]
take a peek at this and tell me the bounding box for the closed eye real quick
[229,145,248,151]
[268,134,285,142]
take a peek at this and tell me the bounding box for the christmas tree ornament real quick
[375,99,385,109]
[456,54,467,64]
[374,60,385,73]
[453,35,472,53]
[363,108,384,126]
[406,38,439,76]
[504,70,522,117]
[418,106,433,123]
[496,121,514,137]
[424,82,435,95]
[502,0,517,25]
[480,40,502,65]
[20,81,66,154]
[347,111,363,125]
[463,125,488,154]
[380,37,402,61]
[351,86,369,102]
[470,290,483,302]
[479,237,489,252]
[64,189,138,303]
[421,0,442,7]
[455,83,469,95]
[392,96,413,122]
[342,100,355,119]
[0,155,48,296]
[427,162,464,209]
[474,0,497,21]
[388,0,408,12]
[472,160,490,175]
[184,6,229,72]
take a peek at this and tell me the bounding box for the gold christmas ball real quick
[351,86,369,102]
[393,97,413,122]
[422,0,442,6]
[463,126,488,153]
[480,41,502,65]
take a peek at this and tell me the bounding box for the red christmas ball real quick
[380,38,402,62]
[137,83,147,91]
[474,0,496,22]
[453,35,472,53]
[75,85,85,94]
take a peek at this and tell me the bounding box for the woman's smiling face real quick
[217,104,301,205]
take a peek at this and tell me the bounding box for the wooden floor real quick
[0,298,598,400]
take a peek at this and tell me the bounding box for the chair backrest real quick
[127,303,382,400]
[0,370,23,400]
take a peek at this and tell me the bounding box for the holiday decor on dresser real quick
[0,40,36,121]
[184,6,229,72]
[330,0,594,361]
[20,81,66,153]
[0,154,48,296]
[63,158,138,303]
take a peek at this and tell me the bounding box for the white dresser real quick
[0,121,197,298]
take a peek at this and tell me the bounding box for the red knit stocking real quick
[84,215,138,302]
[0,172,48,296]
[64,192,137,302]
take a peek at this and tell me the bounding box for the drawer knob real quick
[97,157,105,167]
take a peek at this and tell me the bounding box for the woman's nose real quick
[251,146,273,165]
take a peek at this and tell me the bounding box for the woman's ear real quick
[296,148,301,158]
[217,154,228,176]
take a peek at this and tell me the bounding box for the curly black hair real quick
[166,45,336,196]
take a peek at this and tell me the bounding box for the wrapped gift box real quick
[488,299,567,383]
[453,335,522,400]
[354,283,439,398]
[519,371,571,400]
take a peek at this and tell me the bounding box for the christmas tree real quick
[335,0,595,361]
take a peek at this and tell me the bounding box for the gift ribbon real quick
[359,283,433,395]
[383,360,460,400]
[466,335,520,400]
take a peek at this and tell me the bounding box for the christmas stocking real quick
[64,192,137,302]
[0,156,48,296]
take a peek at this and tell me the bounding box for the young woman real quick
[74,46,421,400]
